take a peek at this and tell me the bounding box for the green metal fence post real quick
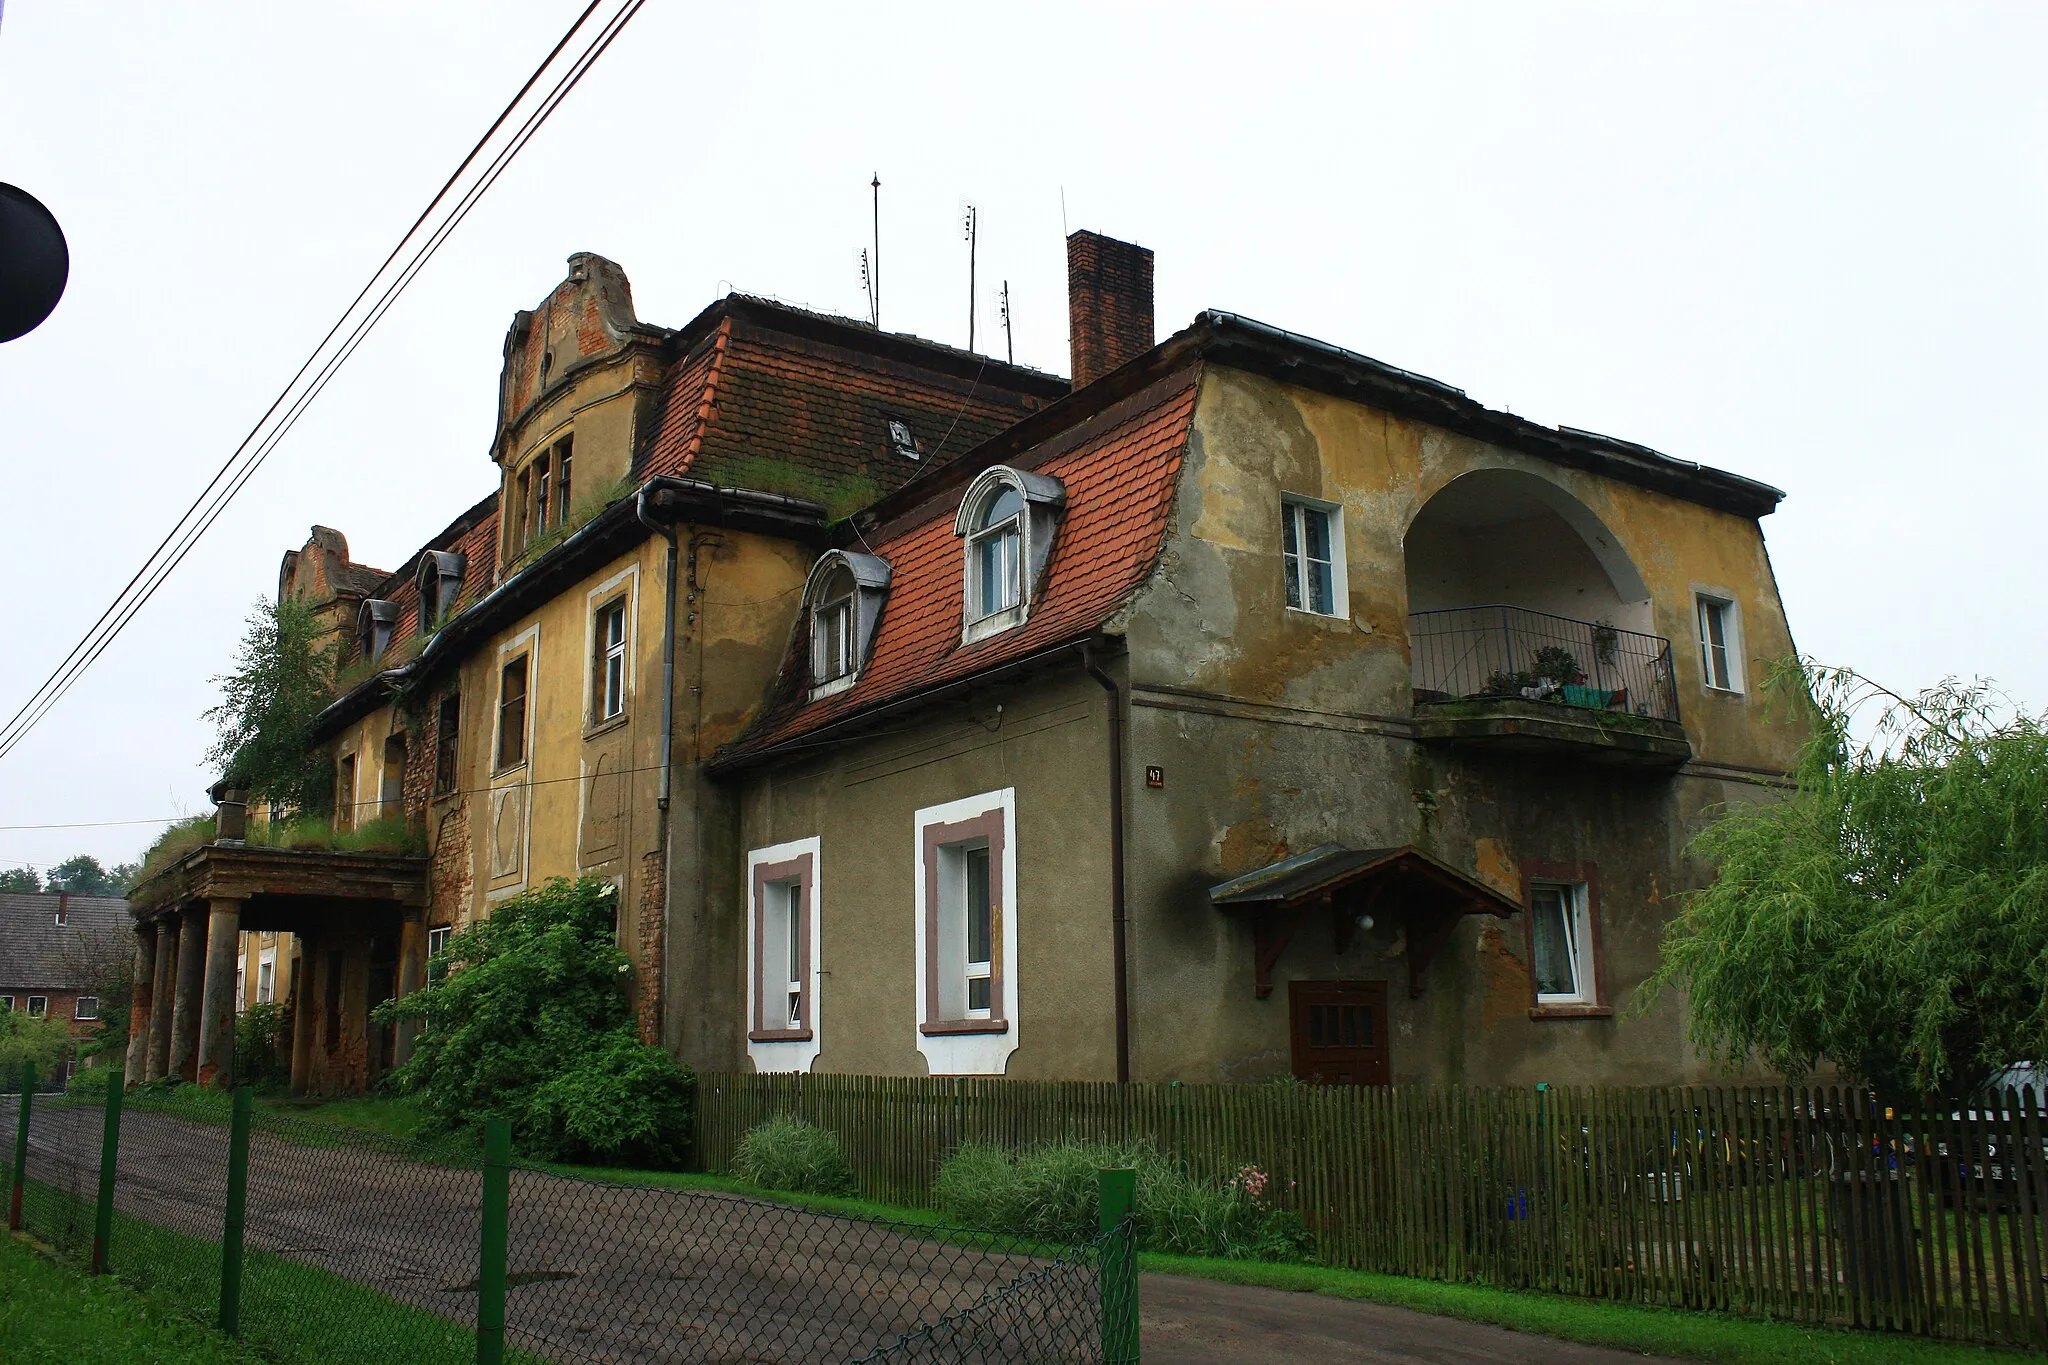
[219,1085,252,1335]
[91,1075,124,1273]
[1099,1166,1139,1365]
[8,1061,33,1231]
[478,1118,510,1365]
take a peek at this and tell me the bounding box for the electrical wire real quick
[0,0,647,762]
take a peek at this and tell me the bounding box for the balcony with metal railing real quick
[1408,605,1691,765]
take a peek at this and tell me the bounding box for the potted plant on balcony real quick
[1531,646,1583,688]
[1591,619,1620,667]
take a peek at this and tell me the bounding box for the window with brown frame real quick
[434,693,461,794]
[497,656,529,769]
[1521,860,1611,1018]
[749,851,813,1041]
[920,807,1007,1035]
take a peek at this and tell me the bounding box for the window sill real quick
[1528,1003,1614,1021]
[1700,684,1746,699]
[491,762,529,781]
[808,673,858,702]
[748,1027,814,1043]
[1283,604,1351,626]
[432,788,460,805]
[962,605,1026,645]
[583,712,630,741]
[920,1018,1010,1037]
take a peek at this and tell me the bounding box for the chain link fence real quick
[2,1067,1137,1363]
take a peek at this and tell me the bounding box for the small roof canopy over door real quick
[1209,844,1518,1001]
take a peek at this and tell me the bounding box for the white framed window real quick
[427,925,452,959]
[593,599,627,722]
[1695,593,1743,693]
[73,996,99,1021]
[1282,496,1345,618]
[811,568,856,685]
[235,967,244,1011]
[953,466,1066,645]
[26,996,47,1018]
[913,788,1020,1076]
[1530,882,1594,1006]
[746,837,821,1074]
[257,952,275,1005]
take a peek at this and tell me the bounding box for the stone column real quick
[166,903,208,1083]
[391,913,426,1069]
[195,897,243,1088]
[144,916,178,1082]
[289,932,318,1096]
[124,923,157,1089]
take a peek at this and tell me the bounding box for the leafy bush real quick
[235,1002,292,1091]
[1530,645,1583,684]
[0,1009,74,1079]
[934,1141,1312,1261]
[730,1117,858,1195]
[373,877,693,1166]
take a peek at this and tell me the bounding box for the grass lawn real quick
[0,1233,260,1365]
[547,1164,2031,1365]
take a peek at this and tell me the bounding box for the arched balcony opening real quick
[1404,469,1679,725]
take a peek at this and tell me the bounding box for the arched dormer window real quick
[416,550,466,629]
[358,599,399,667]
[804,550,891,699]
[953,465,1065,644]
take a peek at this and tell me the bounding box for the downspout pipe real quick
[636,487,680,812]
[1082,642,1132,1085]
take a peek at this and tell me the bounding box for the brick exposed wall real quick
[636,847,663,1045]
[1067,231,1155,389]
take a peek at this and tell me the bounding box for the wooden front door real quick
[1288,980,1390,1085]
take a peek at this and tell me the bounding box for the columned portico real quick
[127,837,427,1095]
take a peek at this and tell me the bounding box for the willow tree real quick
[1652,661,2048,1099]
[204,595,337,818]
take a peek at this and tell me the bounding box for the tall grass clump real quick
[934,1141,1313,1261]
[730,1117,858,1195]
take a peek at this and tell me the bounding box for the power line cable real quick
[0,0,645,761]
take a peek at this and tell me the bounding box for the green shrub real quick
[730,1117,857,1195]
[934,1141,1313,1261]
[234,1002,292,1091]
[373,877,693,1166]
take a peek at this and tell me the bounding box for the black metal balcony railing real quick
[1409,605,1681,723]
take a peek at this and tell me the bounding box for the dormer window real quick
[887,418,920,461]
[953,466,1066,645]
[416,551,465,629]
[358,599,398,666]
[803,551,892,699]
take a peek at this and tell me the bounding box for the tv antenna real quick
[869,173,881,327]
[999,279,1013,364]
[962,202,978,352]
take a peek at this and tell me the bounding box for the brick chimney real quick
[1067,230,1154,389]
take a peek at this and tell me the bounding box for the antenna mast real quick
[962,203,978,352]
[1000,280,1013,364]
[870,173,881,327]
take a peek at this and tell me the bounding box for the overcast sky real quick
[1,2,2042,875]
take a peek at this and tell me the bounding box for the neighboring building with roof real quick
[711,232,1805,1087]
[0,892,130,1071]
[125,230,1803,1094]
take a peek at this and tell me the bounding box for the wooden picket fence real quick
[695,1073,2048,1347]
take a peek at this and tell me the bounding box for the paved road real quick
[9,1097,1682,1363]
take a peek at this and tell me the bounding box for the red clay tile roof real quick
[718,370,1201,764]
[358,494,499,661]
[640,303,1059,512]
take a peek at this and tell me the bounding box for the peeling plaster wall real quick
[1112,365,1803,1085]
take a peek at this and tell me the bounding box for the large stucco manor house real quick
[126,233,1800,1093]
